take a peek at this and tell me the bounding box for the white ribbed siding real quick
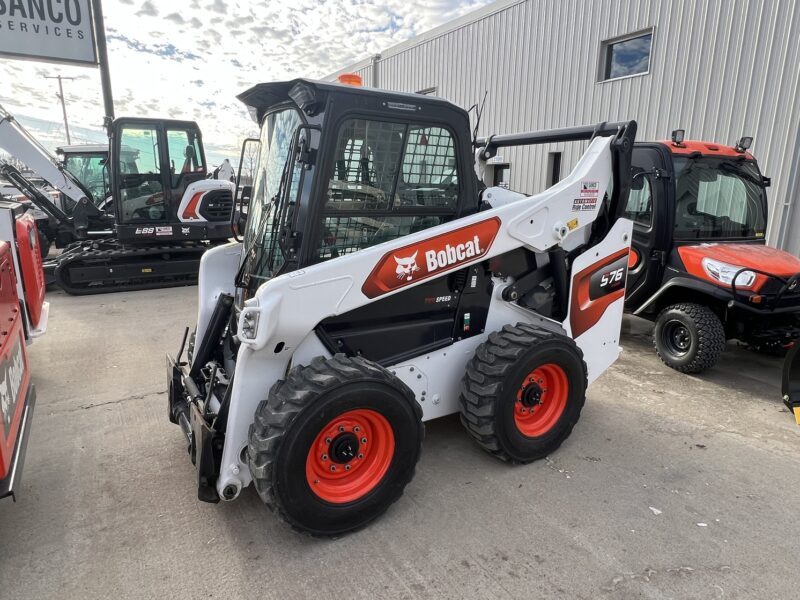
[328,0,800,254]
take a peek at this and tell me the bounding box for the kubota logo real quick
[362,218,501,298]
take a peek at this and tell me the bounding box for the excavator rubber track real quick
[51,239,214,295]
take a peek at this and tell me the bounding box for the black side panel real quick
[317,265,492,365]
[451,263,493,341]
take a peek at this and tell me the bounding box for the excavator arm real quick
[0,105,94,206]
[0,163,112,238]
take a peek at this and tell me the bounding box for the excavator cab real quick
[111,118,232,244]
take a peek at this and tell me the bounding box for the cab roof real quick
[56,144,108,155]
[237,78,468,124]
[658,139,754,160]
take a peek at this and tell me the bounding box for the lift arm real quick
[0,105,93,205]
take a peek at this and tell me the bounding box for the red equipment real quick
[624,133,799,373]
[0,200,47,500]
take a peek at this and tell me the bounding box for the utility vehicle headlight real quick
[702,258,756,288]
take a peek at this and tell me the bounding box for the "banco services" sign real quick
[0,0,97,65]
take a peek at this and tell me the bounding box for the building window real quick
[599,28,653,81]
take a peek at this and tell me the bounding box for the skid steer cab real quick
[623,131,800,373]
[0,200,45,501]
[166,78,637,535]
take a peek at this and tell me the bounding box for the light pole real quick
[44,75,75,145]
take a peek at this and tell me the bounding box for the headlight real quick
[239,307,260,340]
[701,258,756,288]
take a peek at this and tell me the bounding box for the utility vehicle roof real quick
[657,139,754,160]
[237,78,469,124]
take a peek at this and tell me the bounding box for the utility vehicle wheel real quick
[654,303,726,373]
[248,355,423,536]
[459,323,587,463]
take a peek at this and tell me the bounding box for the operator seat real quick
[182,145,197,174]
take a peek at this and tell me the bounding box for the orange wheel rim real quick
[306,409,395,504]
[513,363,569,437]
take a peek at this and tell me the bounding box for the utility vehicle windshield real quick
[238,107,303,296]
[673,157,767,240]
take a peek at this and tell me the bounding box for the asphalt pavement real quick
[1,286,798,599]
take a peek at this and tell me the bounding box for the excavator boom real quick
[0,106,93,206]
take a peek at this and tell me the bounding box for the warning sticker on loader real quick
[580,181,599,196]
[362,217,501,298]
[572,197,597,212]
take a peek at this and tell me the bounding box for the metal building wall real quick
[329,0,800,253]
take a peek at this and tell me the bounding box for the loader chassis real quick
[168,79,636,534]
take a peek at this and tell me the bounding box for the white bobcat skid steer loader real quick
[167,79,637,535]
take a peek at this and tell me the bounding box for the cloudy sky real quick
[0,0,491,166]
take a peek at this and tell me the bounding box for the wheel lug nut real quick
[353,426,360,432]
[345,464,351,471]
[322,454,328,461]
[325,437,332,444]
[361,437,367,444]
[330,465,336,472]
[358,453,364,459]
[338,426,345,432]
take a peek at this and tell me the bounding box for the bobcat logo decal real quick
[394,251,420,281]
[362,217,501,299]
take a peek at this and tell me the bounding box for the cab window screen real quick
[327,120,405,211]
[398,126,458,209]
[319,118,460,261]
[317,214,446,260]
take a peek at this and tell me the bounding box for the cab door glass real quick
[624,176,653,227]
[166,129,204,188]
[118,126,165,222]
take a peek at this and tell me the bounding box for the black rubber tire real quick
[459,323,588,463]
[248,354,423,536]
[653,303,726,373]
